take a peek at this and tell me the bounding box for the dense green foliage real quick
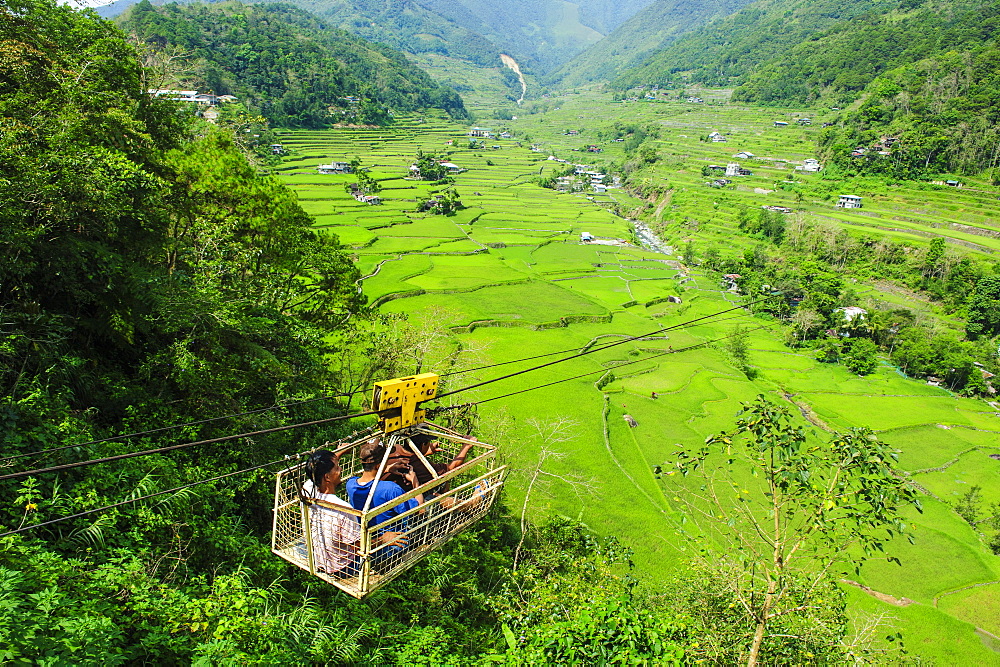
[549,0,752,87]
[120,1,469,127]
[612,0,1000,114]
[254,0,657,73]
[698,208,1000,392]
[822,38,1000,177]
[613,0,900,90]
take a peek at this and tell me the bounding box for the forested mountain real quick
[112,0,657,73]
[610,0,992,107]
[611,0,900,90]
[822,38,1000,177]
[120,1,469,127]
[549,0,753,88]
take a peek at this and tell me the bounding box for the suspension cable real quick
[439,312,752,377]
[0,393,352,464]
[434,297,774,402]
[0,298,776,482]
[476,326,770,405]
[0,457,290,538]
[0,409,377,483]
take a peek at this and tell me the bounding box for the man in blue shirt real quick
[345,439,424,567]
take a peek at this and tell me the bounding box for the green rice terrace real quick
[274,94,1000,663]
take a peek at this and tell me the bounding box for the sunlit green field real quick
[274,98,1000,663]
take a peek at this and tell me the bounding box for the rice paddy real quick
[273,94,1000,663]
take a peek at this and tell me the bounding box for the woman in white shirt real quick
[302,450,361,578]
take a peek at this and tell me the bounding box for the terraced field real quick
[274,101,1000,663]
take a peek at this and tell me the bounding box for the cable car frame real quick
[271,374,505,598]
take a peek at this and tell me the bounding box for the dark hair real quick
[305,449,338,489]
[405,433,433,452]
[359,440,386,471]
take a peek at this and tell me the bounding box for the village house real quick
[762,205,792,214]
[686,96,704,103]
[774,121,789,128]
[797,118,812,126]
[317,161,352,174]
[269,144,284,155]
[834,306,867,323]
[795,158,822,172]
[726,163,752,177]
[722,274,742,291]
[708,131,727,142]
[836,194,863,209]
[580,232,594,243]
[468,126,493,138]
[149,89,227,106]
[733,151,755,160]
[439,161,463,173]
[498,131,512,139]
[710,178,731,188]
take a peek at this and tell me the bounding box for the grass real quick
[272,98,1000,662]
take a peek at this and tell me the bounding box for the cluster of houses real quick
[552,163,608,193]
[317,161,352,175]
[408,161,463,179]
[148,89,237,106]
[348,185,381,206]
[851,137,897,158]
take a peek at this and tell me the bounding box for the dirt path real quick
[841,579,914,606]
[500,54,526,105]
[653,189,674,221]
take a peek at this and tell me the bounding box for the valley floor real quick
[274,93,1000,663]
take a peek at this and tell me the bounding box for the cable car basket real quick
[271,422,505,598]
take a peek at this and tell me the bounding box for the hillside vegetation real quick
[822,37,1000,177]
[141,0,659,73]
[120,1,469,127]
[611,0,992,108]
[549,0,753,88]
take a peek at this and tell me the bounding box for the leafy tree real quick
[815,338,841,363]
[413,149,451,182]
[843,338,879,375]
[120,1,470,128]
[724,324,755,379]
[666,396,920,666]
[966,276,1000,339]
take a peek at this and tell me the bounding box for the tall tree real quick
[665,396,920,666]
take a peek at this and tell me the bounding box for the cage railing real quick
[272,422,505,598]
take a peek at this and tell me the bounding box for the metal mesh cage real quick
[272,422,505,598]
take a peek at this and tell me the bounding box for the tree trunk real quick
[746,578,778,667]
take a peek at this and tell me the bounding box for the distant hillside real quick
[120,1,469,127]
[821,35,1000,178]
[610,0,990,107]
[611,0,899,89]
[731,0,992,106]
[138,0,658,74]
[549,0,753,88]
